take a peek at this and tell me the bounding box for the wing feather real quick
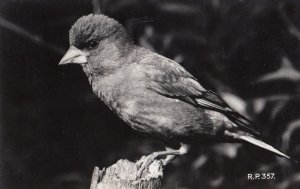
[140,53,259,136]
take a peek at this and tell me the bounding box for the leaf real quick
[256,57,300,82]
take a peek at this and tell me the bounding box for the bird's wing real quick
[141,54,230,110]
[140,54,260,136]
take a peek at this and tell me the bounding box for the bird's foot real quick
[160,154,176,166]
[136,143,190,179]
[136,151,165,179]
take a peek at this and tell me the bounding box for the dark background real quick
[1,0,300,188]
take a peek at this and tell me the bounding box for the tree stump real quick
[90,155,163,189]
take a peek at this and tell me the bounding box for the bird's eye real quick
[87,40,98,50]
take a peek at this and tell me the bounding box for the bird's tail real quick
[225,131,293,161]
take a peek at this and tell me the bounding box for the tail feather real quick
[227,112,261,137]
[238,135,291,160]
[225,131,292,160]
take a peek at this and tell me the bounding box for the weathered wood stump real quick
[90,155,163,189]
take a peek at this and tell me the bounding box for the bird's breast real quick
[119,98,174,131]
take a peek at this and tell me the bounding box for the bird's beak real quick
[59,46,88,65]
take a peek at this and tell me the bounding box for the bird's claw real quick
[136,152,160,179]
[160,158,168,166]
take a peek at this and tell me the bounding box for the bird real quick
[59,14,294,177]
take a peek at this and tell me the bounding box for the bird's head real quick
[59,14,133,75]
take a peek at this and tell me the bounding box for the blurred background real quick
[1,0,300,188]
